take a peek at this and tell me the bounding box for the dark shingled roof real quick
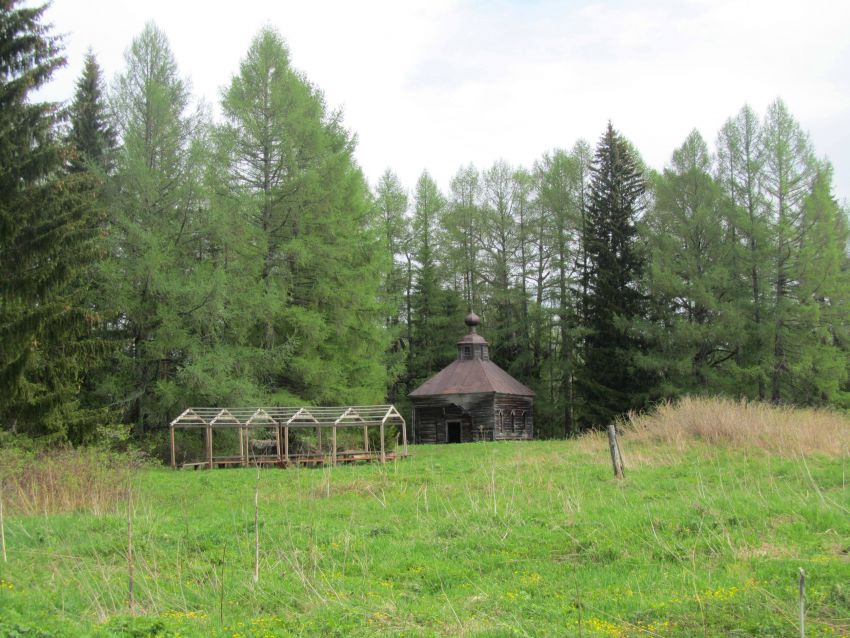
[409,359,535,397]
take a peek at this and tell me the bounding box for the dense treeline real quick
[387,111,850,436]
[1,4,848,444]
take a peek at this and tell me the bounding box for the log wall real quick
[411,393,533,444]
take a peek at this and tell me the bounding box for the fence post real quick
[607,424,624,479]
[1,479,7,563]
[127,485,134,614]
[799,568,806,638]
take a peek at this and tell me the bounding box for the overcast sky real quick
[36,0,850,204]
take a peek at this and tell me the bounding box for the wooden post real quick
[275,426,282,463]
[127,485,134,614]
[206,424,213,470]
[0,479,7,563]
[799,568,806,638]
[241,427,248,467]
[607,424,624,479]
[401,419,408,457]
[284,426,290,466]
[363,425,369,453]
[316,426,322,456]
[380,420,386,464]
[170,426,176,469]
[253,469,260,584]
[331,425,337,466]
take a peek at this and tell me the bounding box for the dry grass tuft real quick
[0,447,139,516]
[621,396,850,457]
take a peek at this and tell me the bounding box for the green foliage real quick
[578,122,650,425]
[0,1,104,442]
[373,170,410,402]
[2,8,849,443]
[408,172,464,384]
[98,23,212,431]
[67,50,115,174]
[215,27,388,406]
[643,130,747,395]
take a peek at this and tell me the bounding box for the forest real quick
[2,4,849,445]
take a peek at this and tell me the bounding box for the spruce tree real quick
[67,50,115,174]
[0,2,101,441]
[578,123,648,425]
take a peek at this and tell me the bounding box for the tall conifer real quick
[0,2,101,440]
[578,123,648,425]
[67,50,115,173]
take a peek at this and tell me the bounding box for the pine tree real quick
[0,2,101,441]
[67,50,115,174]
[578,123,648,425]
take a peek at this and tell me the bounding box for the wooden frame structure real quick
[169,405,407,469]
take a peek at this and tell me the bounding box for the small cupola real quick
[457,312,489,361]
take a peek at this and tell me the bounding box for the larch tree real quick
[104,22,214,431]
[535,149,580,434]
[645,130,745,395]
[510,167,537,383]
[443,164,482,309]
[218,27,388,405]
[373,169,410,402]
[715,105,771,399]
[0,1,102,441]
[409,172,461,384]
[480,160,520,367]
[761,99,817,402]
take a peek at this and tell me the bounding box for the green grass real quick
[1,438,848,637]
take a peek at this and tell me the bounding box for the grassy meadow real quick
[0,398,849,637]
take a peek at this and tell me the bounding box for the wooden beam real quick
[241,426,248,467]
[276,425,282,463]
[379,420,386,464]
[401,417,408,457]
[332,425,337,466]
[206,424,213,470]
[170,426,176,469]
[284,426,289,466]
[363,425,369,453]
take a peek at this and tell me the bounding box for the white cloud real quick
[34,0,850,203]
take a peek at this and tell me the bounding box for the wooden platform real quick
[178,451,400,470]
